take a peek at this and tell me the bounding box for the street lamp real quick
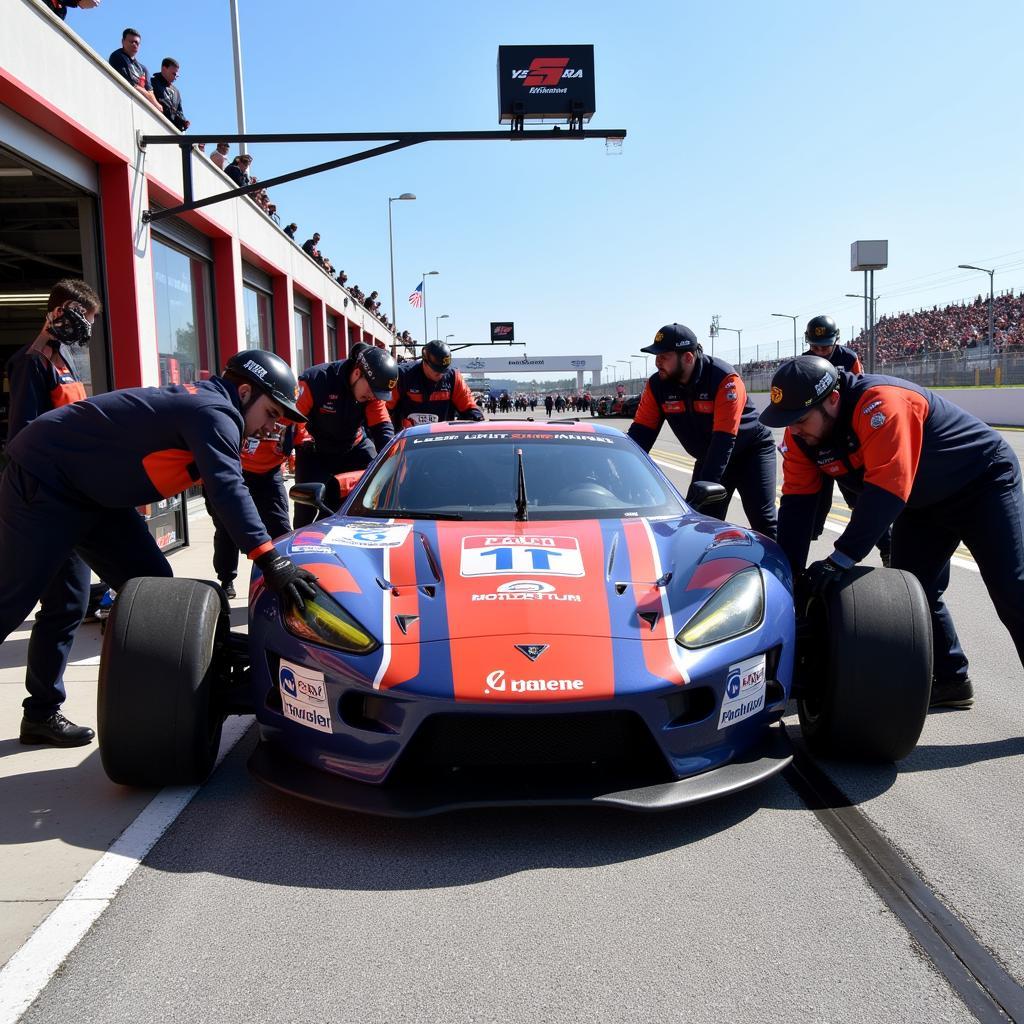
[772,313,799,357]
[630,354,648,378]
[616,359,631,382]
[421,270,439,346]
[958,264,997,374]
[387,193,415,356]
[445,333,454,343]
[435,313,449,342]
[845,294,882,326]
[717,326,742,366]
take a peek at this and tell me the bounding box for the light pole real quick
[616,359,631,385]
[630,354,648,378]
[958,264,997,375]
[445,333,454,343]
[387,193,415,356]
[717,326,742,367]
[844,294,881,337]
[421,270,439,346]
[772,313,799,357]
[435,313,449,342]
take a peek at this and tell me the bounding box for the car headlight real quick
[676,567,764,649]
[283,588,379,654]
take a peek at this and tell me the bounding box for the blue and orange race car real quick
[98,421,933,814]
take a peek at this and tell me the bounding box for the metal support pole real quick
[868,270,876,373]
[792,319,797,357]
[388,201,397,357]
[180,144,194,206]
[422,274,429,346]
[228,0,248,156]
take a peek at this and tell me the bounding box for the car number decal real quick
[459,535,585,577]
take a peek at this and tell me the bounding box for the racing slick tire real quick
[98,577,226,786]
[797,566,932,762]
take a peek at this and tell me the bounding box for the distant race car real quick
[98,422,933,816]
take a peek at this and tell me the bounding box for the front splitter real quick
[247,725,793,817]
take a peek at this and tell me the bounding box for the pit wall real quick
[749,387,1023,428]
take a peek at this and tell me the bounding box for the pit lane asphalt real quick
[18,417,1024,1024]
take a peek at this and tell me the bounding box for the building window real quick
[326,316,338,362]
[243,284,274,350]
[294,308,312,373]
[152,237,215,386]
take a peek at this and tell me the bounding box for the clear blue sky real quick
[68,0,1024,374]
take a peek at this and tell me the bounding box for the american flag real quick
[408,281,424,308]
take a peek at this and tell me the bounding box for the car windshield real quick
[347,429,685,521]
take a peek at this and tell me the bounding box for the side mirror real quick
[289,483,333,518]
[334,470,364,498]
[687,481,729,513]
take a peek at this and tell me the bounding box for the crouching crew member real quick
[4,279,97,746]
[206,417,295,598]
[762,355,1024,708]
[387,340,483,429]
[0,349,317,746]
[801,315,890,563]
[292,343,398,529]
[628,323,778,539]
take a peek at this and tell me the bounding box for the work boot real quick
[220,579,237,599]
[929,678,974,710]
[20,712,95,747]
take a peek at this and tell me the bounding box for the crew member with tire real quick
[801,315,891,563]
[205,419,295,598]
[762,355,1024,708]
[5,279,98,746]
[292,343,398,529]
[387,340,484,429]
[628,323,778,538]
[0,348,318,746]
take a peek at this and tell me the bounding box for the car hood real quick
[282,516,774,648]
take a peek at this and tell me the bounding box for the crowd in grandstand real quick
[47,8,412,345]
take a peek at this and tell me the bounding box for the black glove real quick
[256,552,319,611]
[802,557,848,599]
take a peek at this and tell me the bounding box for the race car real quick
[97,422,933,815]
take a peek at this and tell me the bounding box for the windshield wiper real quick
[364,509,464,520]
[514,447,528,521]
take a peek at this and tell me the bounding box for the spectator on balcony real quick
[211,142,230,169]
[267,203,280,225]
[363,290,379,312]
[151,58,190,132]
[337,269,348,287]
[45,0,100,21]
[108,28,162,113]
[284,223,298,239]
[225,153,253,188]
[302,233,321,260]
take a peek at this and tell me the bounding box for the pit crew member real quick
[5,279,97,746]
[292,343,398,528]
[762,355,1024,708]
[628,323,778,538]
[0,349,317,746]
[387,340,483,429]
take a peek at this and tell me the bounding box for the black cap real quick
[356,346,399,401]
[640,323,699,355]
[805,314,839,346]
[422,340,452,372]
[759,356,840,428]
[225,349,306,422]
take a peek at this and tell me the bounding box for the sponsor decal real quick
[406,412,439,425]
[813,372,834,396]
[279,661,332,734]
[570,359,587,368]
[465,358,486,370]
[870,412,886,429]
[662,400,685,414]
[323,523,412,548]
[511,57,583,94]
[471,579,582,602]
[460,535,586,577]
[770,386,783,405]
[862,399,883,415]
[243,359,268,379]
[718,654,767,730]
[484,669,584,695]
[290,544,335,555]
[654,331,665,343]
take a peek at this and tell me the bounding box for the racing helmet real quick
[759,355,840,428]
[225,349,306,422]
[804,315,840,351]
[641,323,700,355]
[422,340,452,372]
[355,345,399,401]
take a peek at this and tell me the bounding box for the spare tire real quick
[98,577,227,786]
[797,566,932,762]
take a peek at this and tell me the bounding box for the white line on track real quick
[652,456,981,575]
[0,715,252,1024]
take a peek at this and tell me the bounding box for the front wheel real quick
[98,577,227,786]
[797,566,932,762]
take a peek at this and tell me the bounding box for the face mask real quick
[47,305,93,347]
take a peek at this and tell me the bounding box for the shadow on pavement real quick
[140,728,782,891]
